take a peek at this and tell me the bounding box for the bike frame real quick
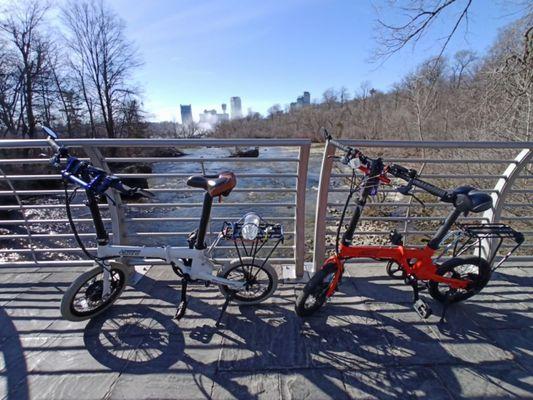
[83,186,245,297]
[324,158,470,297]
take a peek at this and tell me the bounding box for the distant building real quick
[198,104,229,128]
[180,104,193,126]
[290,91,311,111]
[230,97,242,119]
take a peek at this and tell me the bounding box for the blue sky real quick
[105,0,527,122]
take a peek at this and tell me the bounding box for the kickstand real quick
[175,277,189,320]
[215,291,235,328]
[439,299,450,324]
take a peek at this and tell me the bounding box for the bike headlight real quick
[241,212,261,240]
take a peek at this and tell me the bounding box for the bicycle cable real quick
[63,180,99,262]
[335,168,360,254]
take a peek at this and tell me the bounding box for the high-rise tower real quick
[180,105,193,125]
[230,97,242,119]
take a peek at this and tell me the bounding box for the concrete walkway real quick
[1,263,532,399]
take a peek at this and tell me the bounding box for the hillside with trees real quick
[0,0,531,142]
[214,13,532,143]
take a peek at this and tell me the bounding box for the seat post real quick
[195,192,214,250]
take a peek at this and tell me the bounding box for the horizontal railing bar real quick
[0,173,298,180]
[0,231,296,239]
[325,201,479,207]
[105,157,300,163]
[0,202,295,210]
[331,173,502,179]
[324,216,489,222]
[0,157,518,166]
[381,158,517,164]
[0,187,296,196]
[509,189,533,193]
[328,188,498,194]
[0,216,295,225]
[0,158,88,165]
[3,245,294,253]
[0,138,311,148]
[0,258,297,267]
[324,229,533,236]
[0,157,299,165]
[337,139,533,149]
[123,202,296,208]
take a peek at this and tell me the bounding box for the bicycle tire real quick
[61,263,128,321]
[295,263,338,317]
[217,257,278,305]
[428,256,491,304]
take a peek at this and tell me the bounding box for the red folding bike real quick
[296,131,524,320]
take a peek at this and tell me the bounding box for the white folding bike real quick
[41,126,279,326]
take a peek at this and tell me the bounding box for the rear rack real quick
[454,223,524,271]
[218,217,284,268]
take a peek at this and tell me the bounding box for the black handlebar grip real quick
[411,178,450,201]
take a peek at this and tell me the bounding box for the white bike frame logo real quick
[118,249,142,256]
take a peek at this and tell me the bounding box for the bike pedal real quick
[174,300,188,320]
[413,299,432,319]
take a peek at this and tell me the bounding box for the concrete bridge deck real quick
[1,263,532,399]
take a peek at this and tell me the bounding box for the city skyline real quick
[102,0,526,122]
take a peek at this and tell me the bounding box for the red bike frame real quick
[321,142,472,298]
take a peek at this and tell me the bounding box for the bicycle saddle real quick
[187,171,237,197]
[452,186,493,213]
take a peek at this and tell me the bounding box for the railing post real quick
[295,142,310,277]
[84,146,128,245]
[480,148,532,259]
[312,141,335,273]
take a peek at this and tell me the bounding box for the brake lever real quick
[397,182,425,208]
[408,192,426,208]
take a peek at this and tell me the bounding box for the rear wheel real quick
[295,263,339,317]
[428,256,491,304]
[218,257,278,305]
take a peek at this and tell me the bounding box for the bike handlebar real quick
[40,126,152,198]
[324,130,453,202]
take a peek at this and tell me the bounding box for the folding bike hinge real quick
[215,290,236,328]
[175,276,190,321]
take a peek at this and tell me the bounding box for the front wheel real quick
[60,262,128,321]
[295,263,339,317]
[428,256,491,304]
[218,257,278,305]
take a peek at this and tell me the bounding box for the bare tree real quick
[0,0,51,138]
[374,0,473,61]
[62,0,141,138]
[450,49,477,88]
[0,41,24,136]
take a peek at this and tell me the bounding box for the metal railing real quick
[0,137,531,277]
[0,138,311,276]
[313,140,532,271]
